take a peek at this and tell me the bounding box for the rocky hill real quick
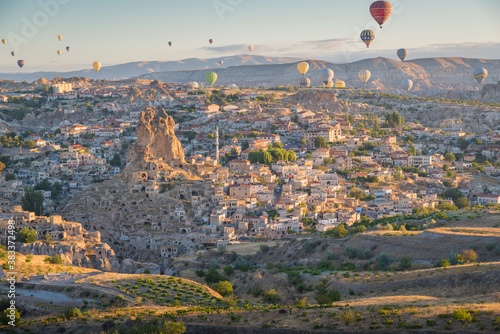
[143,57,500,93]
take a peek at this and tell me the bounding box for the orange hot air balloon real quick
[57,35,62,41]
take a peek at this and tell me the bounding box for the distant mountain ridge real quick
[0,55,306,82]
[0,54,498,92]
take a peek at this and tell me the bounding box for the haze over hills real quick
[0,55,305,82]
[0,54,498,92]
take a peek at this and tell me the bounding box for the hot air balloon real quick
[360,30,375,48]
[92,61,101,73]
[359,70,371,84]
[57,50,62,55]
[335,80,346,88]
[370,1,392,28]
[189,81,199,89]
[397,48,408,62]
[1,39,6,44]
[473,67,488,84]
[297,62,309,75]
[168,41,172,47]
[10,51,15,57]
[228,83,238,89]
[17,60,25,69]
[205,72,217,86]
[57,35,62,41]
[324,80,334,88]
[219,60,223,66]
[66,46,70,52]
[248,45,253,51]
[300,78,311,87]
[402,79,413,91]
[319,68,334,85]
[209,39,214,45]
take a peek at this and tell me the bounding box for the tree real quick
[300,139,306,146]
[399,257,412,271]
[444,153,456,163]
[0,308,20,326]
[457,138,469,150]
[455,197,470,209]
[22,140,36,149]
[21,186,44,216]
[0,162,5,173]
[162,321,186,334]
[325,224,348,238]
[223,265,234,276]
[287,150,297,162]
[204,267,226,284]
[213,281,233,297]
[456,249,477,264]
[18,227,37,243]
[314,136,327,148]
[263,289,281,303]
[110,153,121,167]
[314,277,341,305]
[385,111,404,128]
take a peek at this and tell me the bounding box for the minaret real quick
[215,125,219,165]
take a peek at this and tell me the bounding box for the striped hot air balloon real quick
[360,30,375,48]
[17,60,25,69]
[335,80,346,88]
[299,78,311,87]
[370,1,392,28]
[473,67,488,84]
[359,70,371,84]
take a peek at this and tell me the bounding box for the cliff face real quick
[126,106,185,170]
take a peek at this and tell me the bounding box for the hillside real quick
[1,55,499,93]
[0,55,305,82]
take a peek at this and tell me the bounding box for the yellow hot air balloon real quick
[57,35,62,41]
[57,50,62,55]
[335,80,346,88]
[1,39,6,44]
[358,70,371,84]
[92,61,101,73]
[297,62,309,75]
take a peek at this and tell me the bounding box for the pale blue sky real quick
[0,0,499,72]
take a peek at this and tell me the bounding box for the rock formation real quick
[125,106,186,170]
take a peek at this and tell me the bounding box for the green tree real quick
[444,153,456,163]
[314,136,327,148]
[300,139,306,146]
[263,289,281,303]
[0,162,5,173]
[398,257,412,271]
[162,321,186,334]
[287,150,297,162]
[110,153,122,167]
[457,138,469,150]
[21,186,44,216]
[325,224,348,238]
[213,281,233,297]
[22,139,36,149]
[385,111,404,128]
[455,196,470,209]
[17,227,37,243]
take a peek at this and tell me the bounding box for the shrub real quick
[263,289,281,303]
[437,258,450,268]
[18,227,37,243]
[44,254,63,264]
[204,267,227,284]
[259,244,270,253]
[376,253,392,270]
[455,249,477,264]
[223,266,234,276]
[65,307,83,319]
[340,311,355,326]
[248,283,264,297]
[195,269,206,278]
[303,240,317,253]
[212,281,233,297]
[452,309,472,324]
[485,242,496,251]
[398,257,412,271]
[314,277,341,304]
[426,319,436,326]
[0,308,20,325]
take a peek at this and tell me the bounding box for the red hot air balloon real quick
[17,60,25,69]
[370,1,392,28]
[209,39,214,45]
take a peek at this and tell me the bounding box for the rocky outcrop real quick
[481,80,500,102]
[125,106,185,170]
